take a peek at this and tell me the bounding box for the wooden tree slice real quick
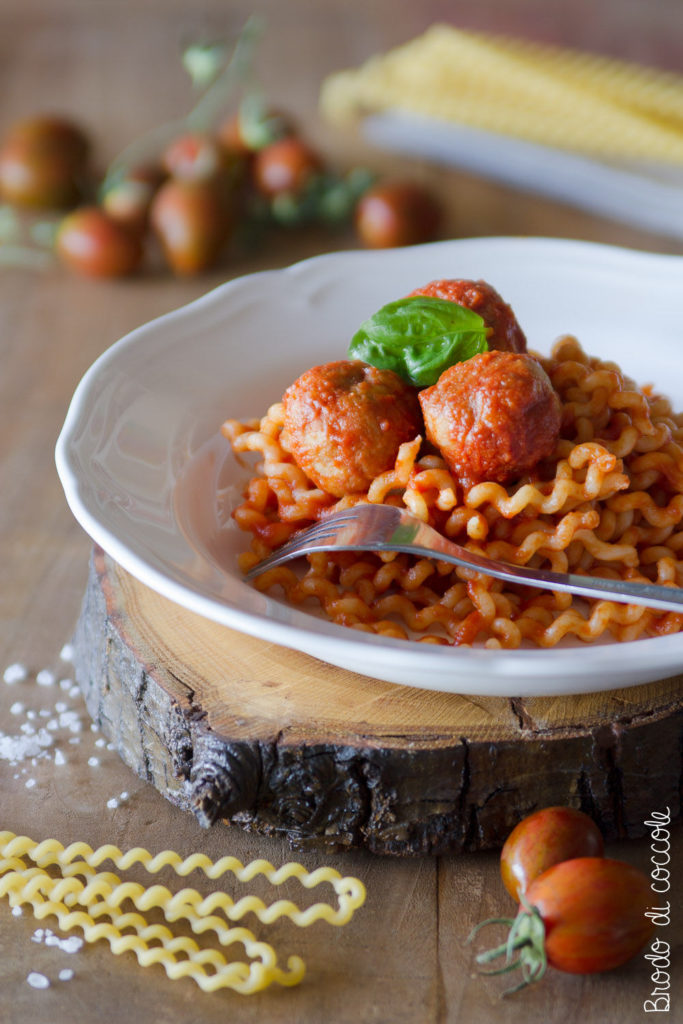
[73,547,683,855]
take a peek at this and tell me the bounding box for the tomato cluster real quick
[469,806,656,994]
[0,104,443,279]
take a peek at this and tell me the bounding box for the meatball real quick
[419,351,561,487]
[282,359,422,496]
[408,279,527,353]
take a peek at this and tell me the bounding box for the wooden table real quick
[1,2,681,1021]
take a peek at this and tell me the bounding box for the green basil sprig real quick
[348,295,489,387]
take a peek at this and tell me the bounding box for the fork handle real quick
[402,521,683,616]
[248,534,683,615]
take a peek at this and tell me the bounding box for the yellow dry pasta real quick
[320,24,683,163]
[0,831,366,994]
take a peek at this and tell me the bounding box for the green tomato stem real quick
[468,895,548,997]
[182,41,232,90]
[185,15,264,133]
[101,14,264,193]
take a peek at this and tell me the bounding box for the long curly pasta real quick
[0,831,366,994]
[223,337,683,648]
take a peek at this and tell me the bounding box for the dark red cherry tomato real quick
[150,178,231,275]
[216,113,253,157]
[471,857,655,991]
[525,858,654,974]
[55,207,143,277]
[3,115,89,164]
[252,136,322,197]
[162,133,240,183]
[354,181,441,248]
[100,165,165,233]
[0,115,90,209]
[500,806,604,902]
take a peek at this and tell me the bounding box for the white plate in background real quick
[363,111,683,242]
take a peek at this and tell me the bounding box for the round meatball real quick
[418,351,561,487]
[282,360,422,496]
[408,279,527,353]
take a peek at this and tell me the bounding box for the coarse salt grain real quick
[3,663,28,684]
[58,968,75,982]
[27,971,50,989]
[54,749,66,766]
[0,727,53,765]
[88,757,100,768]
[12,905,23,917]
[9,702,24,715]
[95,738,106,748]
[25,778,36,789]
[33,928,83,954]
[55,702,67,713]
[47,934,83,954]
[36,669,56,687]
[108,790,130,810]
[59,711,82,733]
[60,643,74,663]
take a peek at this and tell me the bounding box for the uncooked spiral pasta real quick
[223,336,683,649]
[0,830,366,994]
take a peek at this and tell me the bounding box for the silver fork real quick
[244,502,683,614]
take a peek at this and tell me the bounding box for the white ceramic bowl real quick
[56,237,683,696]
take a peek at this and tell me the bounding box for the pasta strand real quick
[0,831,366,994]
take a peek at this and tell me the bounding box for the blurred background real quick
[1,0,681,294]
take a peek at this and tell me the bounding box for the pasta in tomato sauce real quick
[222,333,683,650]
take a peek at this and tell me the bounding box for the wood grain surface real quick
[1,2,682,1022]
[76,549,683,857]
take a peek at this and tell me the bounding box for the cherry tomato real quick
[150,178,232,275]
[217,107,295,155]
[472,857,655,991]
[3,115,89,164]
[354,182,441,248]
[525,858,655,974]
[500,806,604,902]
[252,137,322,197]
[0,115,90,209]
[162,132,244,184]
[100,165,164,232]
[55,207,143,277]
[216,113,253,157]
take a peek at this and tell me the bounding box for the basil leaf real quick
[348,295,488,387]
